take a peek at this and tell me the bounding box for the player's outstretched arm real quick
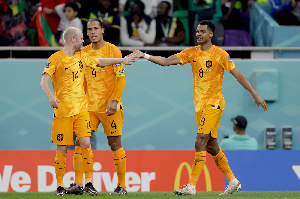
[230,68,267,111]
[97,56,138,66]
[129,49,181,66]
[40,73,60,109]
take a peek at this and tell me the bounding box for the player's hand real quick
[106,100,118,116]
[123,55,138,65]
[254,95,267,111]
[129,49,145,58]
[49,97,59,109]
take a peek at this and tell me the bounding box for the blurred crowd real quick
[0,0,299,47]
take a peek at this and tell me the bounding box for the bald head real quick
[63,27,82,43]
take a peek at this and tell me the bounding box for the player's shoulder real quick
[212,45,228,56]
[105,42,121,51]
[180,46,198,54]
[81,43,93,52]
[48,50,64,61]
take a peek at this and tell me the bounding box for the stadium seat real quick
[223,29,252,46]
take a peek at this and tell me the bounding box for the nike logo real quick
[64,67,69,70]
[193,60,196,62]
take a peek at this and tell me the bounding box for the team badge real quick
[206,60,212,68]
[79,60,83,69]
[45,62,51,68]
[57,134,64,142]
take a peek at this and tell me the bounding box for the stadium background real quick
[0,58,299,150]
[1,48,300,192]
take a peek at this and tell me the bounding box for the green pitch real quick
[0,192,300,199]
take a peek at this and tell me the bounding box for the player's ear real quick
[210,31,214,39]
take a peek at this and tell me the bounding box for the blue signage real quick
[225,150,300,191]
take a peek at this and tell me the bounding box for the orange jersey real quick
[176,45,236,112]
[82,42,125,113]
[43,50,98,117]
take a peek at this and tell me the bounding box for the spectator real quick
[220,115,258,150]
[153,1,185,46]
[80,0,120,45]
[190,0,224,46]
[221,0,241,29]
[0,0,33,46]
[40,0,67,41]
[269,0,300,25]
[120,1,156,46]
[119,0,161,18]
[55,2,83,45]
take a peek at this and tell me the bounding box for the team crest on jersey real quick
[57,134,64,142]
[228,56,233,63]
[45,62,51,68]
[79,60,83,69]
[206,60,212,68]
[115,63,121,67]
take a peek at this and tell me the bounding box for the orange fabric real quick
[195,109,223,137]
[175,46,236,112]
[213,149,235,182]
[112,76,125,102]
[82,146,93,180]
[82,43,125,113]
[89,110,123,136]
[51,111,91,145]
[55,151,66,185]
[73,146,83,185]
[43,50,98,117]
[112,147,127,188]
[189,151,206,186]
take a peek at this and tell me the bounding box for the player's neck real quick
[236,130,246,135]
[199,42,213,51]
[92,40,106,50]
[63,46,76,56]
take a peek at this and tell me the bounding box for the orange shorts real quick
[51,111,91,145]
[89,109,123,136]
[195,109,223,138]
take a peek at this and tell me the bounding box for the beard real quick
[74,44,82,52]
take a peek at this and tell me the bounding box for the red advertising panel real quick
[0,150,224,192]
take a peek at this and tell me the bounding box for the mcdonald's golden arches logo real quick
[174,162,212,191]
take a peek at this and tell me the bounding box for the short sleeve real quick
[175,47,192,66]
[82,51,98,69]
[86,56,98,69]
[112,47,125,73]
[219,49,236,72]
[43,54,58,77]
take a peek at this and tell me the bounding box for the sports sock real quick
[81,146,93,184]
[213,148,235,182]
[112,147,126,188]
[73,146,83,186]
[188,151,206,186]
[55,151,67,187]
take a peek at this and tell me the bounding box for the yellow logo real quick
[174,162,212,191]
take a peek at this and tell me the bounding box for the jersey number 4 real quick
[92,69,97,77]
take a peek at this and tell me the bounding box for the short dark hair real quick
[161,1,171,11]
[199,20,215,33]
[64,2,79,12]
[88,18,103,28]
[134,1,145,11]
